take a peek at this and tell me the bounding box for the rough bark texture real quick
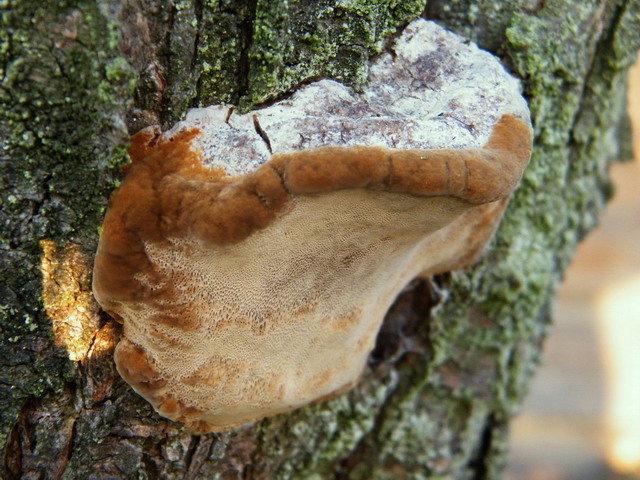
[0,0,638,479]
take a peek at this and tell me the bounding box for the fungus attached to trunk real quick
[92,19,533,433]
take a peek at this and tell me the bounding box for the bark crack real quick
[237,0,259,101]
[467,414,499,480]
[191,0,203,73]
[566,0,626,160]
[53,417,77,480]
[3,420,22,480]
[184,436,214,480]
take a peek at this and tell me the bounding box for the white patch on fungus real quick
[92,19,533,433]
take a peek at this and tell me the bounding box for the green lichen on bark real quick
[194,0,258,108]
[195,0,427,110]
[424,0,528,52]
[243,0,425,106]
[0,0,134,454]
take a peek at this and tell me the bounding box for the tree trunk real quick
[1,1,638,479]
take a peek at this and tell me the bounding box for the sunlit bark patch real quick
[40,239,101,362]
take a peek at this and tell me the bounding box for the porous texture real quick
[92,19,533,433]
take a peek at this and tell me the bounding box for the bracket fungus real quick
[93,19,533,432]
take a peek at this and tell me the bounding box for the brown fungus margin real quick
[92,114,532,432]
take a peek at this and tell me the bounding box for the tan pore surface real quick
[92,115,532,432]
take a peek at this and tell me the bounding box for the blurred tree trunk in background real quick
[1,1,639,478]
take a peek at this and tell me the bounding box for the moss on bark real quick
[242,0,425,106]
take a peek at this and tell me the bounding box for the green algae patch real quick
[243,0,425,106]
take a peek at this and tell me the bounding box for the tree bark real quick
[1,1,638,479]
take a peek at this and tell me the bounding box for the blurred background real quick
[505,59,640,479]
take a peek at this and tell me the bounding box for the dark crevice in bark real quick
[81,314,110,369]
[191,0,203,72]
[14,398,35,461]
[3,419,22,480]
[184,435,214,480]
[370,278,439,365]
[3,397,41,480]
[191,0,204,103]
[141,450,160,480]
[158,3,179,127]
[564,0,629,243]
[150,3,177,125]
[236,0,259,101]
[182,435,200,474]
[567,0,622,154]
[467,414,497,480]
[53,417,76,480]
